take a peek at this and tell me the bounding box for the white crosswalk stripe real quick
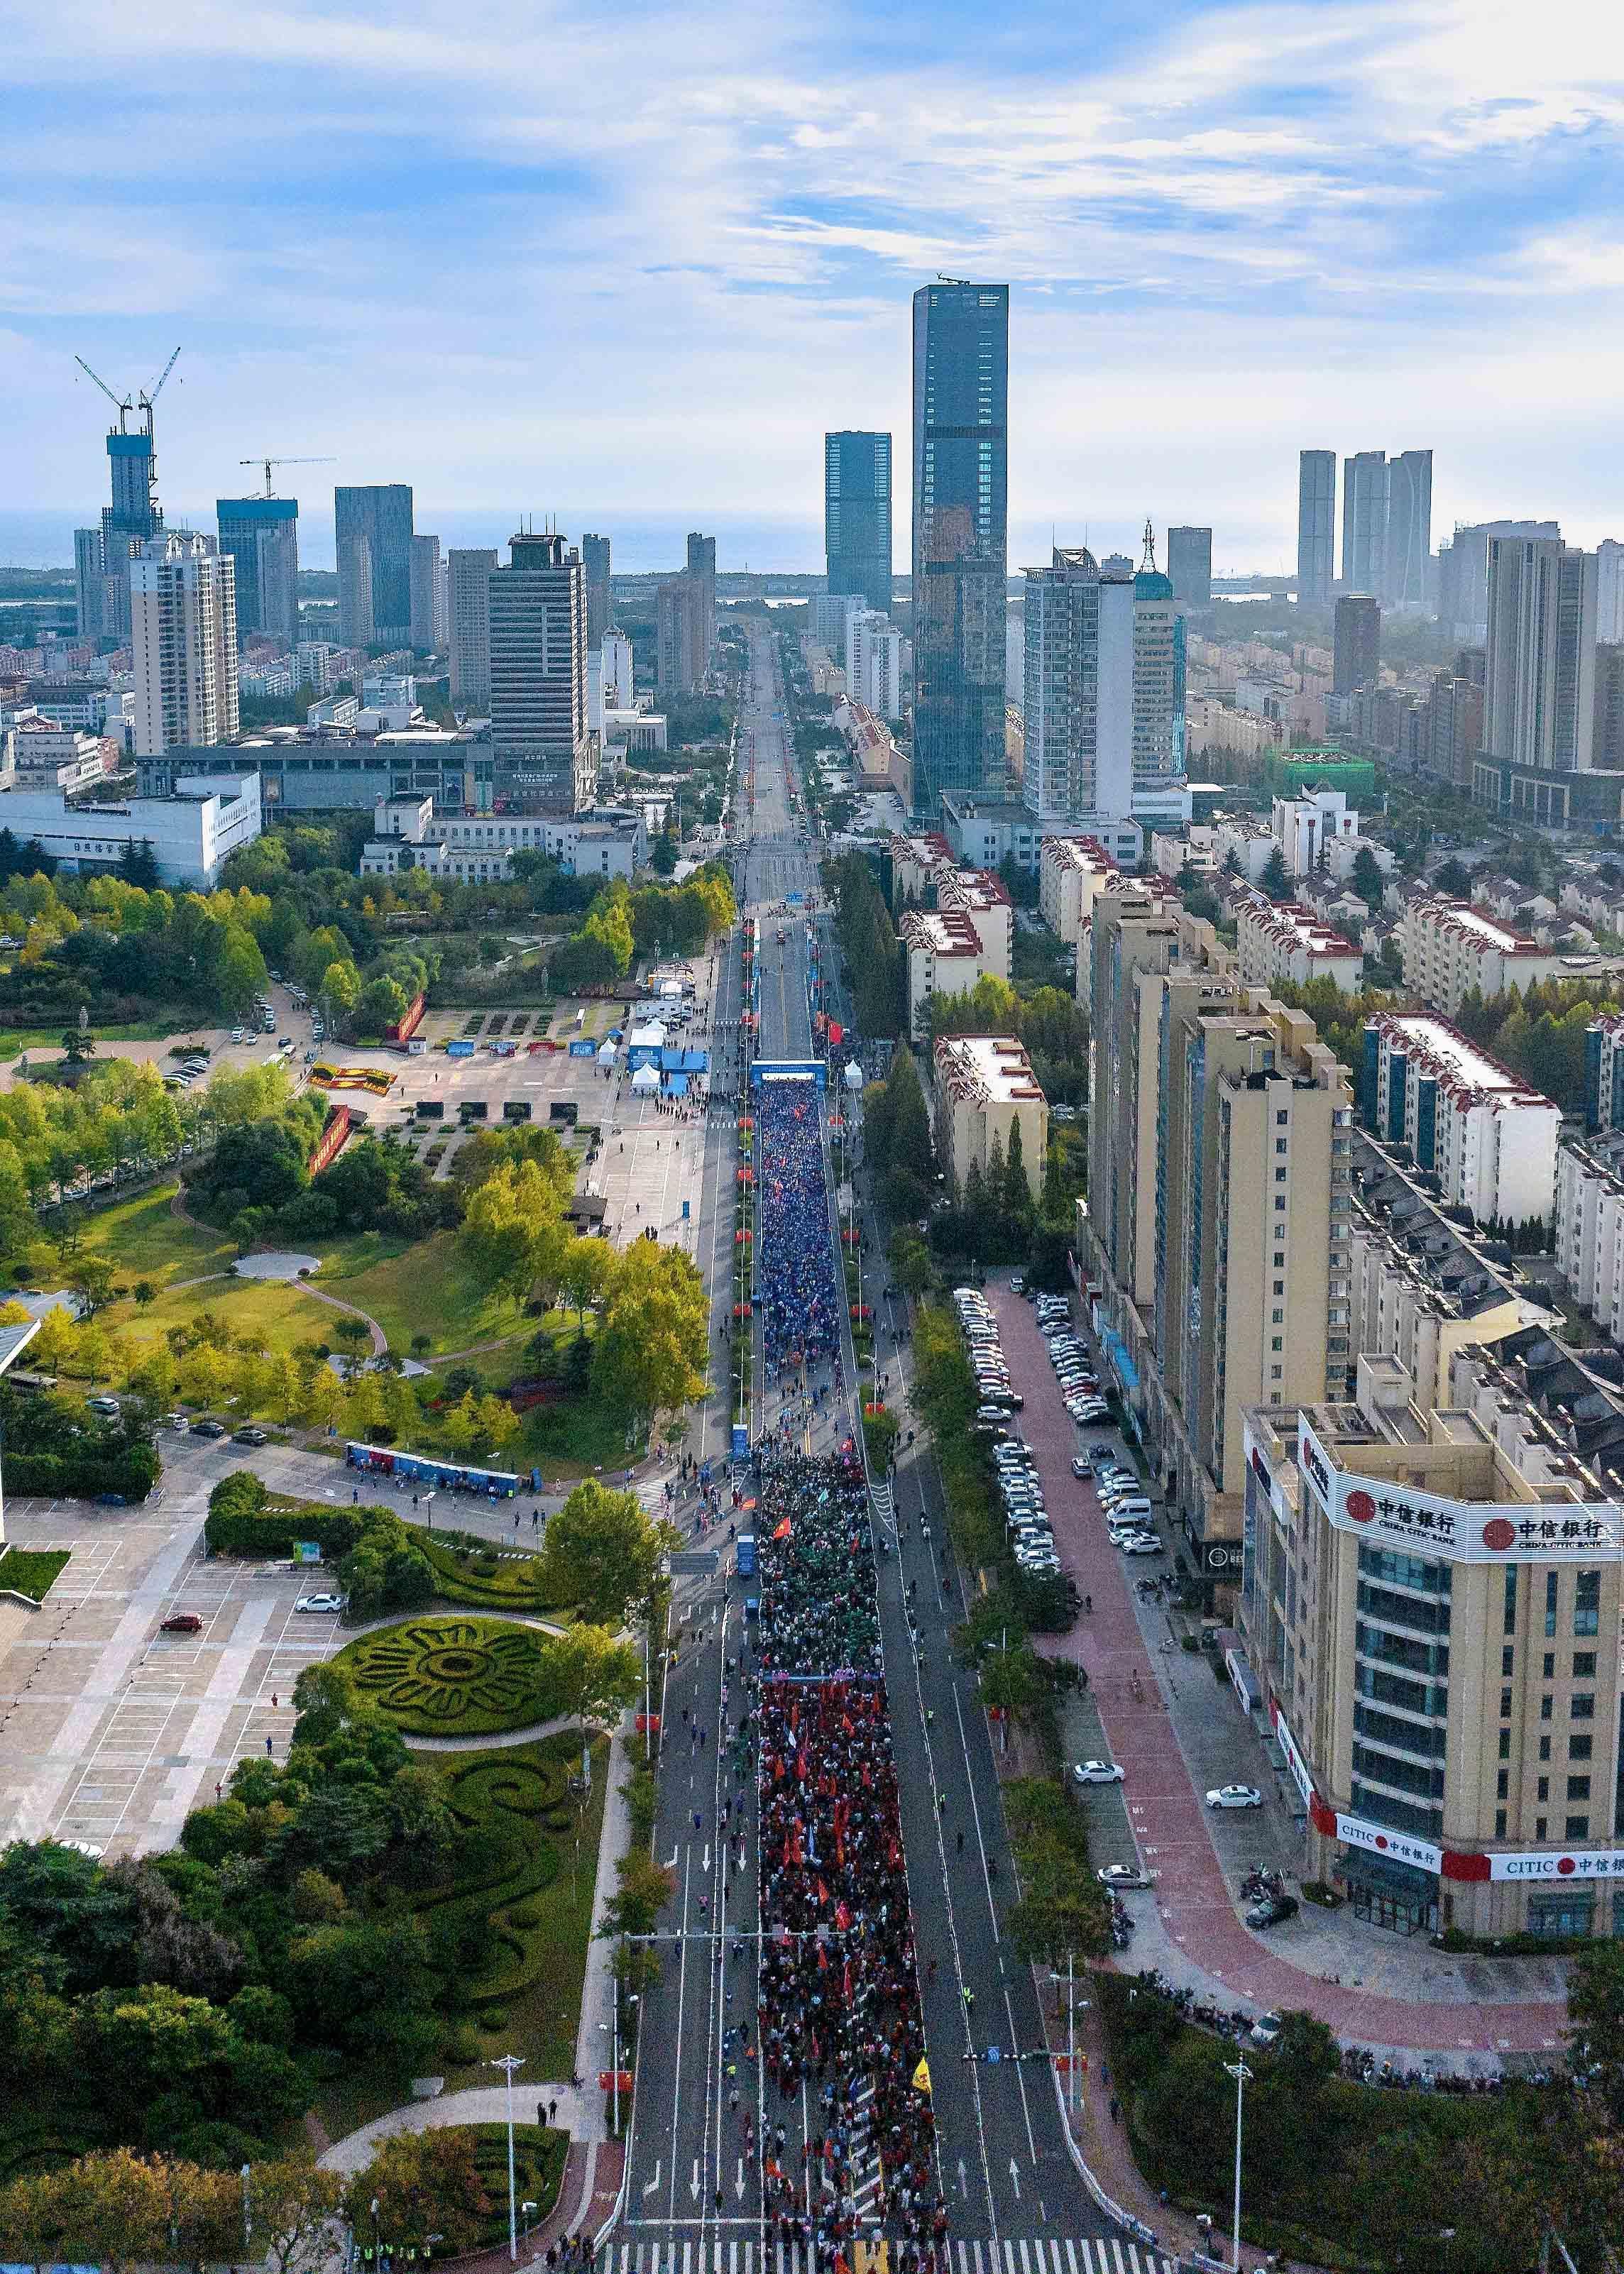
[603,2240,1175,2274]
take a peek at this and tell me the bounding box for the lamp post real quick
[1224,2057,1252,2272]
[487,2053,525,2263]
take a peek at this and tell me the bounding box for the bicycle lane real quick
[986,1286,1570,2061]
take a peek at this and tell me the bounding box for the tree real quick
[542,1478,677,1627]
[591,1238,709,1427]
[285,1914,438,2074]
[250,2155,344,2274]
[1351,844,1388,909]
[1260,845,1290,901]
[545,1620,642,1730]
[461,1158,567,1307]
[67,1256,121,1319]
[557,1233,613,1339]
[1568,1938,1624,2131]
[341,2129,490,2254]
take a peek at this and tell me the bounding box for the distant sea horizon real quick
[0,507,830,577]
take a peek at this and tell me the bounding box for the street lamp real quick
[1224,2057,1253,2272]
[486,2053,526,2263]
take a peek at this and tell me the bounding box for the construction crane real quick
[141,346,181,415]
[75,356,135,432]
[239,454,336,499]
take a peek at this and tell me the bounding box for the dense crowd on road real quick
[757,1085,843,1377]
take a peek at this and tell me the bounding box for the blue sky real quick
[6,0,1624,572]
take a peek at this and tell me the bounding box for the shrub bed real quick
[205,1472,363,1559]
[336,1617,560,1737]
[417,1529,566,1615]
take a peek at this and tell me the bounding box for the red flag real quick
[773,1516,791,1540]
[817,1941,829,1971]
[843,1960,852,1999]
[835,1901,852,1931]
[816,1879,830,1905]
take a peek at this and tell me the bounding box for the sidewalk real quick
[987,1285,1571,2064]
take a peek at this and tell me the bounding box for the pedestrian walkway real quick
[598,2241,1174,2274]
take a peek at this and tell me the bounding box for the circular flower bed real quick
[338,1616,549,1736]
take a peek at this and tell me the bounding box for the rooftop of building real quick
[900,907,984,959]
[1408,896,1545,954]
[1369,1011,1561,1113]
[1237,891,1361,959]
[942,869,1011,912]
[933,1032,1048,1107]
[1041,835,1118,875]
[1350,1128,1551,1326]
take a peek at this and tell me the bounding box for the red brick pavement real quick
[988,1287,1569,2058]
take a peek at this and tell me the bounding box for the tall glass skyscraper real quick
[911,280,1009,818]
[335,483,414,647]
[216,496,300,646]
[824,432,892,616]
[1296,451,1335,603]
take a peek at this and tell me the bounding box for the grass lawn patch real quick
[75,1184,234,1290]
[335,1615,566,1736]
[517,1394,644,1477]
[427,1732,610,2080]
[0,1019,184,1064]
[0,1548,70,1602]
[323,1231,521,1356]
[100,1273,341,1359]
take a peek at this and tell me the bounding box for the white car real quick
[1207,1784,1263,1811]
[1097,1862,1151,1888]
[295,1593,346,1615]
[1071,1457,1092,1478]
[1072,1759,1125,1786]
[1118,1534,1162,1556]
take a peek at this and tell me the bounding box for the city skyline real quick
[10,3,1624,572]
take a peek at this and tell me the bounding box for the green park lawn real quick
[319,1231,521,1356]
[0,1019,187,1065]
[0,1548,70,1600]
[72,1185,235,1291]
[101,1271,346,1361]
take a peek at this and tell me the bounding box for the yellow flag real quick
[912,2057,931,2095]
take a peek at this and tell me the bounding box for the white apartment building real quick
[600,630,635,710]
[847,610,905,722]
[130,532,239,759]
[1557,1134,1624,1344]
[1399,898,1574,1018]
[931,1033,1048,1197]
[897,867,1013,1040]
[1038,835,1117,945]
[1273,785,1359,876]
[1366,1012,1561,1229]
[1235,891,1364,992]
[1211,814,1277,883]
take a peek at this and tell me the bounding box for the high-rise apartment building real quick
[656,576,696,695]
[1485,536,1597,777]
[1021,549,1133,825]
[1166,527,1212,608]
[447,548,497,710]
[824,432,893,617]
[686,532,716,681]
[1383,449,1432,610]
[1297,451,1336,604]
[410,533,445,652]
[1595,539,1624,647]
[216,497,299,647]
[847,610,904,721]
[335,484,414,647]
[582,534,612,649]
[1333,593,1381,696]
[488,532,595,814]
[1341,452,1388,594]
[1131,567,1186,784]
[74,527,106,642]
[600,629,634,708]
[1436,522,1562,644]
[1082,885,1353,1563]
[911,280,1009,818]
[130,532,239,758]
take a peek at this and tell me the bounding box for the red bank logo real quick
[1346,1489,1376,1525]
[1481,1517,1517,1552]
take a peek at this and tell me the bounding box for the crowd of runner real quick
[742,1065,943,2264]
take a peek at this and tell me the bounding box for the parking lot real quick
[0,1488,344,1858]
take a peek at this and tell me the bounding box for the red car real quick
[160,1613,203,1634]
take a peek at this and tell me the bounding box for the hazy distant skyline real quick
[9,0,1624,573]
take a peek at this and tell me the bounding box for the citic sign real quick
[1301,1419,1623,1566]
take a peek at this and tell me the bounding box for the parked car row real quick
[1035,1296,1112,1427]
[953,1286,1024,1412]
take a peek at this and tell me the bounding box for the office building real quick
[1082,886,1353,1566]
[824,431,893,617]
[1362,1012,1560,1229]
[686,532,716,680]
[410,533,445,652]
[487,531,594,813]
[1021,548,1134,824]
[1484,537,1597,780]
[1166,527,1212,609]
[809,593,863,659]
[1341,452,1388,593]
[1131,565,1186,786]
[931,1033,1047,1199]
[1383,449,1433,610]
[335,484,414,647]
[216,497,299,648]
[1297,451,1336,605]
[1425,668,1486,789]
[1437,522,1562,644]
[0,771,260,887]
[911,280,1009,818]
[447,549,497,710]
[1334,593,1381,696]
[1596,539,1624,648]
[583,534,612,649]
[130,532,238,759]
[74,527,106,642]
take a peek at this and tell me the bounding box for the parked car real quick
[1097,1862,1151,1889]
[1249,2011,1283,2048]
[1246,1894,1300,1929]
[86,1394,120,1417]
[1118,1534,1162,1556]
[1071,1457,1092,1478]
[190,1419,227,1439]
[295,1593,346,1615]
[1207,1784,1263,1811]
[232,1425,268,1447]
[1072,1759,1125,1786]
[160,1613,203,1634]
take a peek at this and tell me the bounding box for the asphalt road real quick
[615,627,1165,2267]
